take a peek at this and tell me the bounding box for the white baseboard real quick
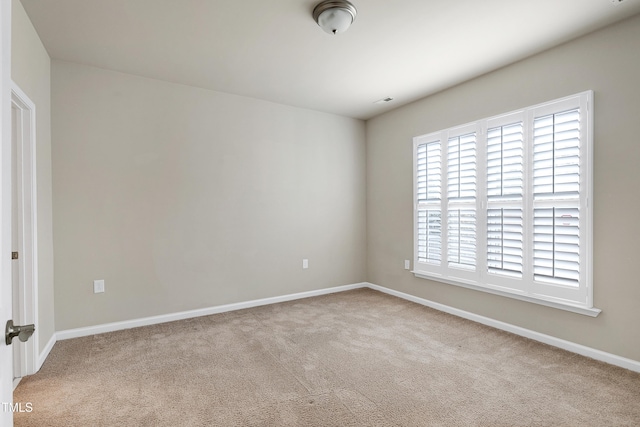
[57,282,368,341]
[37,332,56,372]
[366,282,640,373]
[50,281,640,374]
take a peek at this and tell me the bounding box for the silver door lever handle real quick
[5,320,35,345]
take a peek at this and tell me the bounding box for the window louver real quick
[447,133,477,201]
[417,142,442,202]
[533,207,580,287]
[417,210,442,263]
[533,109,581,198]
[413,91,592,311]
[447,133,477,270]
[448,209,476,269]
[486,121,524,278]
[487,123,523,199]
[487,208,523,277]
[416,140,442,264]
[533,108,581,288]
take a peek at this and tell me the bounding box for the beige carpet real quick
[13,289,640,426]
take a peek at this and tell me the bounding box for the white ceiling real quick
[19,0,640,120]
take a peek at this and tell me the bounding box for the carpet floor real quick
[13,288,640,426]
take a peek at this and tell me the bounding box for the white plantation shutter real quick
[486,120,524,279]
[413,91,593,312]
[533,109,581,198]
[532,107,582,289]
[448,209,476,269]
[487,208,523,277]
[447,133,477,201]
[487,122,524,198]
[447,132,477,271]
[417,142,442,202]
[416,140,442,264]
[417,210,442,263]
[533,207,580,286]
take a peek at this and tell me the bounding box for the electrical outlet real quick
[94,279,105,293]
[404,260,411,270]
[302,259,309,269]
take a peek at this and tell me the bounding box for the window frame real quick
[412,91,598,316]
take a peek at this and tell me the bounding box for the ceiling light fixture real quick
[312,0,357,35]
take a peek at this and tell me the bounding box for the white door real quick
[9,85,38,383]
[1,0,14,425]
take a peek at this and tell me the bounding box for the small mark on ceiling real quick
[374,97,394,105]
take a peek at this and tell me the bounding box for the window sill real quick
[413,272,602,317]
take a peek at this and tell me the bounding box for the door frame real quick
[10,82,38,381]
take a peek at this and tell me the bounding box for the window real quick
[413,91,596,315]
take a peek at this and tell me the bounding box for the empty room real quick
[2,0,640,425]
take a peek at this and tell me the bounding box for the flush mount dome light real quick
[313,0,357,35]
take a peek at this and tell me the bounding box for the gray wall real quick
[52,61,366,330]
[11,0,55,355]
[366,13,640,362]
